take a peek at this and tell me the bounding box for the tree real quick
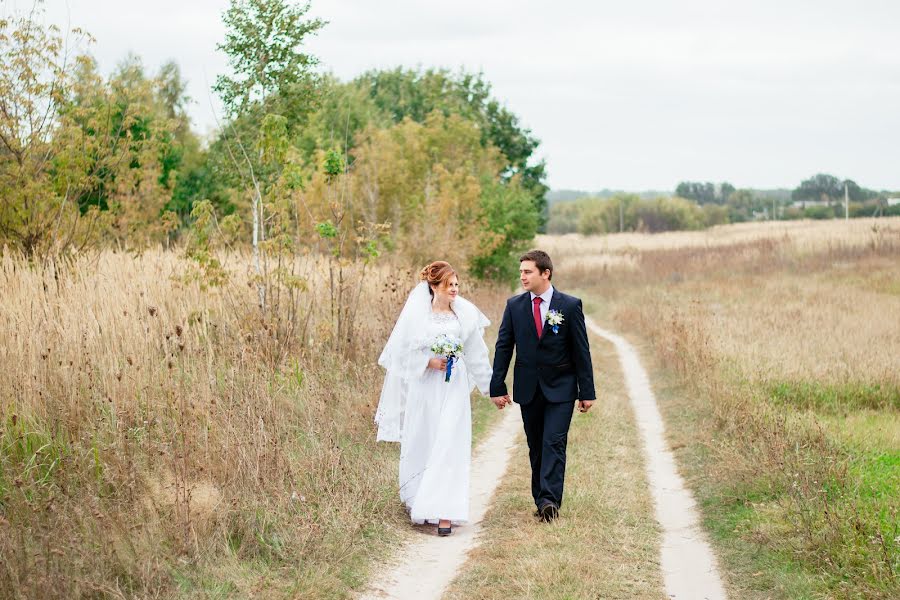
[214,0,325,117]
[338,112,504,267]
[212,0,326,309]
[633,197,705,232]
[792,173,844,204]
[546,200,581,234]
[469,179,540,282]
[720,182,735,202]
[675,181,733,205]
[294,74,388,163]
[842,179,876,202]
[350,68,548,227]
[726,189,756,222]
[0,14,175,257]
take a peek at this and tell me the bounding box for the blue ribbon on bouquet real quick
[445,356,454,382]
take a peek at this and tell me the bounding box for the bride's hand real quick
[428,357,448,371]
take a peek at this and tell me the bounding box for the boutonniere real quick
[546,309,564,334]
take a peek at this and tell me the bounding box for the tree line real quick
[549,174,899,235]
[0,0,546,282]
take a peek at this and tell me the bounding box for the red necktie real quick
[533,296,543,338]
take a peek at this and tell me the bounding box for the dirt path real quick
[587,319,728,600]
[362,321,727,600]
[359,405,522,600]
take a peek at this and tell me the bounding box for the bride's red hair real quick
[420,261,456,297]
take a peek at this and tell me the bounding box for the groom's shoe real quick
[538,502,559,523]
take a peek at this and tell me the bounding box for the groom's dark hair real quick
[519,250,553,280]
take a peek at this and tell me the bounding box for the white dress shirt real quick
[529,285,554,327]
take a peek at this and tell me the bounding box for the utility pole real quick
[844,183,849,220]
[619,199,624,233]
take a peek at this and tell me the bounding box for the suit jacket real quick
[490,289,596,404]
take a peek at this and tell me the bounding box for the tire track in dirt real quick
[359,406,521,600]
[587,319,728,600]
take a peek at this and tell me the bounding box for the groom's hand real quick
[491,394,511,410]
[577,400,594,413]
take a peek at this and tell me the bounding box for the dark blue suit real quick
[490,288,595,509]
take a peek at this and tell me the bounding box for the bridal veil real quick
[374,281,491,442]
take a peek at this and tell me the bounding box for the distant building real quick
[887,197,900,206]
[789,199,832,208]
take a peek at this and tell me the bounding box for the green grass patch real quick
[767,379,900,412]
[662,378,900,598]
[850,451,900,502]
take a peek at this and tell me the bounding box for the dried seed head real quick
[175,325,183,337]
[148,306,158,317]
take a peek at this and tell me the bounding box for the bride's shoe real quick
[437,519,452,536]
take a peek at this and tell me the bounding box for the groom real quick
[490,250,595,522]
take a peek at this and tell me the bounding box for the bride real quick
[375,261,493,536]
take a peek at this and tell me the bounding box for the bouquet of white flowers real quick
[430,334,464,382]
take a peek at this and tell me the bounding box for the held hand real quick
[491,394,511,410]
[428,357,448,371]
[577,400,594,414]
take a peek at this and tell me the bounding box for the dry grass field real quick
[0,249,504,599]
[543,217,900,598]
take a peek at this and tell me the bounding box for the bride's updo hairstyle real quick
[420,261,456,297]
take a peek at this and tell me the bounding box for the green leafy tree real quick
[350,68,548,227]
[702,203,730,226]
[792,173,843,204]
[0,14,175,257]
[804,204,837,219]
[214,0,325,116]
[210,0,326,309]
[632,197,705,232]
[791,174,877,215]
[155,60,225,222]
[675,181,733,205]
[726,189,755,222]
[575,199,610,235]
[201,0,326,219]
[470,179,539,282]
[842,179,876,202]
[546,200,582,234]
[294,74,388,163]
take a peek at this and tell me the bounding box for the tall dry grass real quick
[0,249,507,598]
[546,218,900,598]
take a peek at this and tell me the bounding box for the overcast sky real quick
[11,0,900,191]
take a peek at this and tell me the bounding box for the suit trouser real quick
[519,386,575,509]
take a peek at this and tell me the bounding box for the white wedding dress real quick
[398,310,492,524]
[375,283,492,525]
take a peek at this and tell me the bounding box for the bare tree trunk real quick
[252,186,266,310]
